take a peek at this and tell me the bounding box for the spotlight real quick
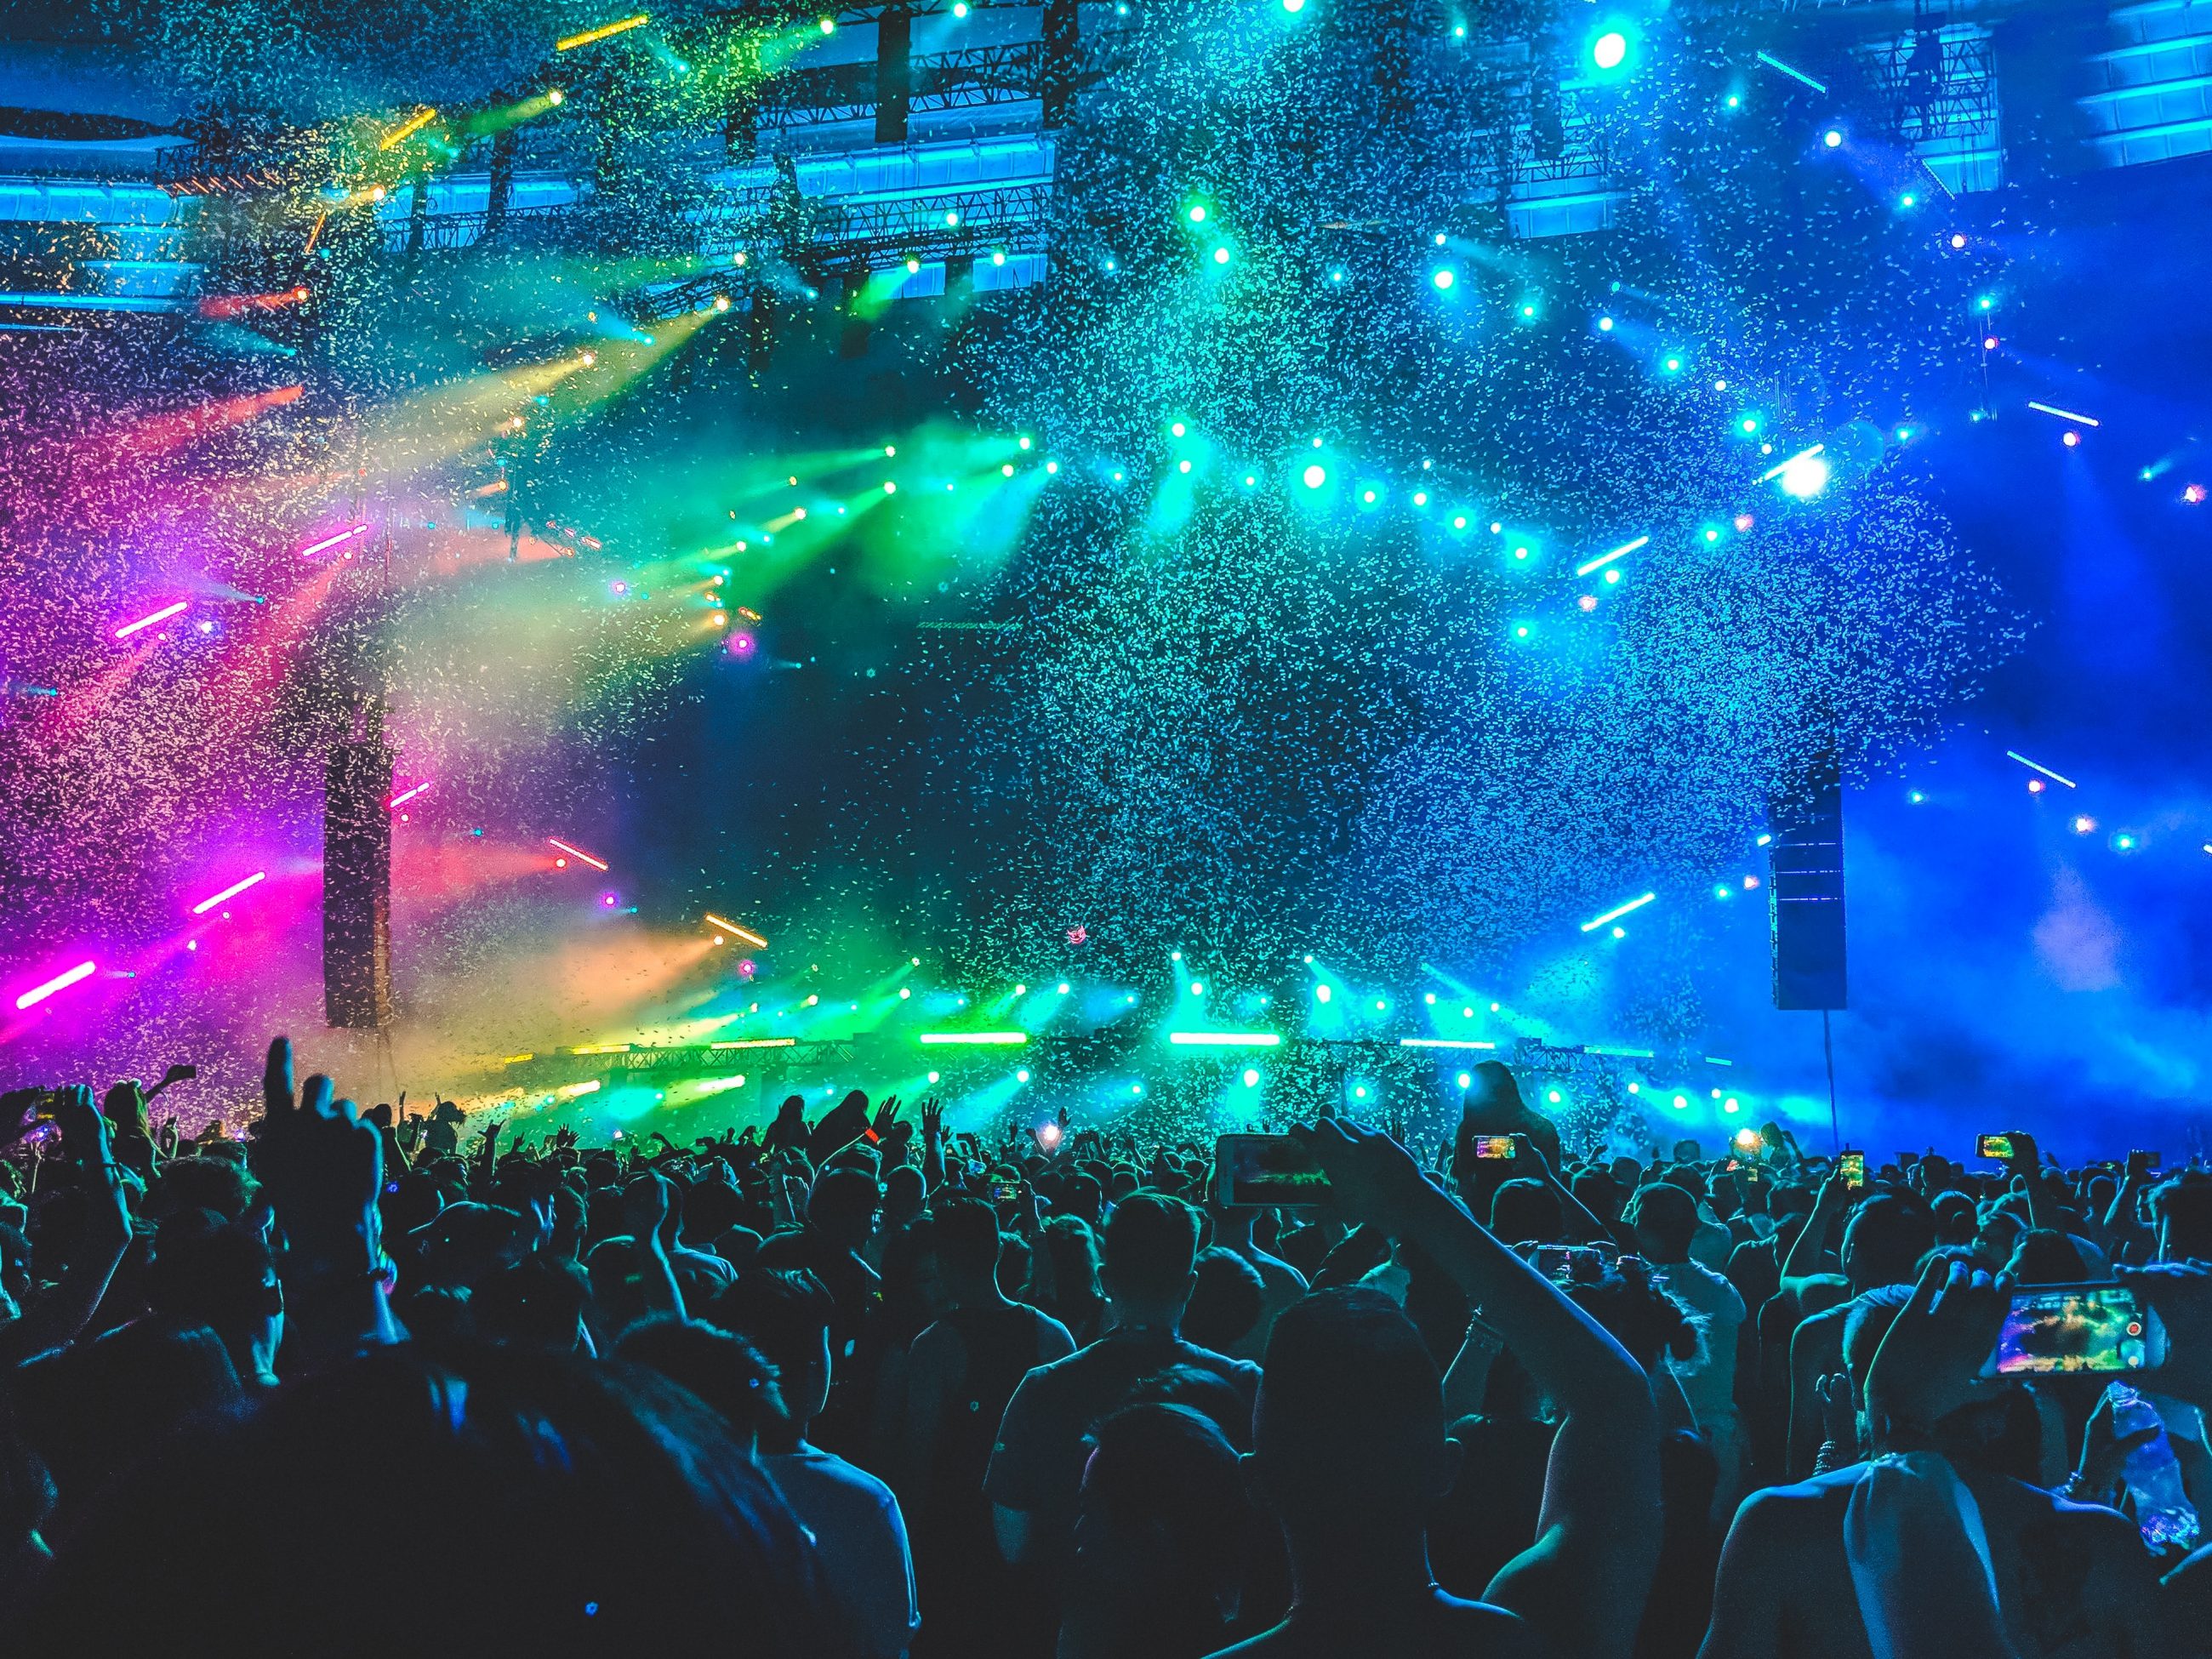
[1590,28,1629,70]
[1432,268,1456,290]
[1823,128,1844,148]
[1950,232,1967,248]
[2062,430,2081,448]
[1778,453,1830,499]
[1303,464,1326,488]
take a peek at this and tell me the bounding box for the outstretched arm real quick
[1295,1120,1661,1659]
[0,1088,133,1364]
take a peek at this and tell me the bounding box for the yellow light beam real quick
[378,107,439,151]
[704,912,769,948]
[557,12,649,50]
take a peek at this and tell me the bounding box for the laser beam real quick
[704,913,768,948]
[2027,401,2101,428]
[1166,1030,1282,1046]
[556,12,648,49]
[15,960,94,1011]
[2004,750,2078,788]
[378,107,438,151]
[548,838,609,870]
[1579,892,1656,932]
[1575,534,1648,578]
[115,601,187,639]
[1758,442,1825,483]
[191,870,266,915]
[1755,50,1827,92]
[387,781,430,809]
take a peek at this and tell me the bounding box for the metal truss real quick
[756,41,1047,127]
[1857,25,2000,145]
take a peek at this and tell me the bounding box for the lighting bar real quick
[1167,1031,1282,1047]
[1702,1056,1736,1067]
[190,870,266,915]
[1758,442,1824,484]
[115,601,187,639]
[378,107,438,151]
[2004,750,2078,788]
[1580,892,1656,932]
[1755,50,1827,92]
[387,782,430,809]
[2027,401,2101,428]
[556,1080,601,1097]
[1575,534,1648,578]
[1399,1037,1498,1050]
[710,1037,796,1050]
[1584,1045,1656,1058]
[556,12,648,49]
[548,837,609,870]
[299,523,371,557]
[704,913,768,948]
[15,960,95,1011]
[501,1052,534,1064]
[569,1042,631,1054]
[919,1031,1028,1046]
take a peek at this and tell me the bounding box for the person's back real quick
[988,1193,1258,1573]
[1699,1461,2157,1659]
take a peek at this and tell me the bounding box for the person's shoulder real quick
[1725,1467,1862,1535]
[772,1447,899,1509]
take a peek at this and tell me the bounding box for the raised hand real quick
[920,1097,944,1140]
[52,1086,114,1168]
[871,1095,902,1137]
[1289,1116,1431,1226]
[1862,1257,2011,1448]
[258,1035,384,1269]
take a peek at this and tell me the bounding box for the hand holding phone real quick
[1976,1133,2015,1163]
[1470,1135,1516,1160]
[1213,1133,1332,1207]
[1988,1283,2161,1376]
[1838,1150,1866,1190]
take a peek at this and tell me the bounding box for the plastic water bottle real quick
[2106,1383,2202,1553]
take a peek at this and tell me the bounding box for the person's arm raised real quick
[0,1087,133,1364]
[621,1172,686,1321]
[253,1036,403,1371]
[1778,1173,1848,1295]
[1292,1119,1661,1659]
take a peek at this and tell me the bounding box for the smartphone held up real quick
[1212,1134,1332,1208]
[1987,1284,2162,1377]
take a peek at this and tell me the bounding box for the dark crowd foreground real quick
[2,1046,2209,1656]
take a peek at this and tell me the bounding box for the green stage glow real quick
[919,1030,1029,1045]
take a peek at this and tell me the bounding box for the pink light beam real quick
[15,960,95,1011]
[190,870,267,915]
[387,781,431,809]
[548,837,609,871]
[115,601,188,640]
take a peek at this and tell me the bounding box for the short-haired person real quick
[715,1269,921,1659]
[1629,1181,1748,1516]
[1217,1120,1660,1659]
[987,1193,1259,1576]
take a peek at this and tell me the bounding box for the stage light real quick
[2115,832,2137,851]
[927,1070,940,1082]
[1822,128,1844,148]
[550,838,609,871]
[1189,981,1205,995]
[1950,232,1966,248]
[954,1,968,12]
[898,987,911,998]
[1576,534,1646,577]
[1303,464,1325,488]
[299,523,371,557]
[1900,192,1917,208]
[1581,892,1656,932]
[1598,316,1614,331]
[2028,401,2101,428]
[1779,452,1830,498]
[1591,29,1628,69]
[557,12,649,49]
[1005,463,1018,476]
[905,258,920,273]
[2028,778,2045,793]
[1673,1095,1688,1109]
[115,600,188,640]
[1432,269,1455,290]
[1739,415,1759,434]
[818,15,835,30]
[1663,356,1681,373]
[191,871,267,915]
[1605,568,1621,584]
[1725,94,1740,108]
[1757,50,1828,92]
[1983,336,1998,351]
[15,959,94,1011]
[1244,1069,1261,1086]
[1314,984,1331,1002]
[2186,484,2208,505]
[1016,1069,1031,1082]
[547,88,564,104]
[991,249,1006,265]
[883,481,896,493]
[1187,203,1207,223]
[2063,430,2081,448]
[2005,750,2077,788]
[1452,516,1468,529]
[1015,983,1029,995]
[1212,246,1231,265]
[379,107,438,150]
[2073,815,2096,834]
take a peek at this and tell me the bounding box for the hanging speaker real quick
[1769,763,1847,1011]
[324,730,394,1030]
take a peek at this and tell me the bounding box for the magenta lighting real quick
[15,959,95,1011]
[386,781,431,809]
[190,870,267,915]
[114,601,187,639]
[299,523,371,557]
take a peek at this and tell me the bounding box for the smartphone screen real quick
[1839,1150,1865,1189]
[1977,1133,2014,1162]
[1213,1134,1332,1207]
[1990,1285,2152,1376]
[989,1181,1022,1205]
[1472,1135,1516,1160]
[2134,1150,2164,1170]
